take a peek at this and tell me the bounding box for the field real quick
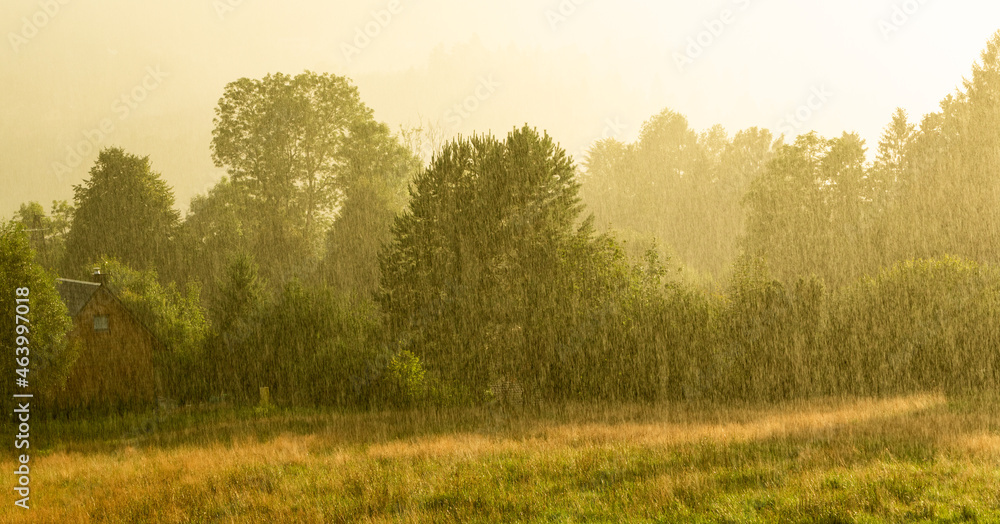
[4,394,1000,523]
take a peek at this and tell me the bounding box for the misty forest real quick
[5,25,1000,524]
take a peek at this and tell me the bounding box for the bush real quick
[257,281,383,407]
[708,255,827,403]
[828,256,1000,396]
[381,350,460,408]
[384,350,426,406]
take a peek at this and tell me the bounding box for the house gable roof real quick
[55,278,101,317]
[55,277,169,353]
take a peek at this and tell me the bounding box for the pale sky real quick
[2,0,998,217]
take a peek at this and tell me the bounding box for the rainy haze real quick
[4,1,1000,521]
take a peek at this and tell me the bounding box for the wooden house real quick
[53,270,164,411]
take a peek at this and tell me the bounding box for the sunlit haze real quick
[2,0,997,216]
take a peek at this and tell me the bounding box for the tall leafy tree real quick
[581,137,633,218]
[870,108,915,210]
[953,30,1000,262]
[743,131,886,286]
[632,110,704,268]
[889,32,1000,264]
[582,109,702,241]
[0,222,76,407]
[322,118,421,295]
[14,200,73,273]
[211,71,415,282]
[580,108,775,282]
[380,127,571,389]
[866,110,917,268]
[173,177,250,303]
[742,133,831,283]
[64,148,180,277]
[379,126,658,399]
[204,253,265,401]
[820,132,872,283]
[691,126,775,280]
[713,128,776,257]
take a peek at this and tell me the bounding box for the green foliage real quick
[253,280,383,407]
[541,228,676,402]
[172,177,250,303]
[581,30,1000,290]
[322,121,421,296]
[581,111,775,281]
[386,350,426,402]
[882,31,1000,264]
[379,125,672,402]
[741,132,876,287]
[870,108,914,209]
[379,350,455,408]
[830,257,1000,396]
[714,258,826,402]
[211,71,416,286]
[655,282,719,402]
[212,253,263,331]
[0,221,76,405]
[13,200,73,273]
[379,126,583,395]
[204,253,265,402]
[64,148,180,276]
[17,32,1000,413]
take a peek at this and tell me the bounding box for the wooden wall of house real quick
[53,288,158,412]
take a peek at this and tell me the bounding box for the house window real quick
[93,315,109,332]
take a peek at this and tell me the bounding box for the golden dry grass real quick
[2,393,998,523]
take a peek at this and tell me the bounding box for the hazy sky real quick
[2,0,998,217]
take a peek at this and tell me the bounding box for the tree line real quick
[5,32,1000,413]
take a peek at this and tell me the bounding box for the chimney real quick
[92,267,108,287]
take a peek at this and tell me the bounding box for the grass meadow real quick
[4,393,1000,523]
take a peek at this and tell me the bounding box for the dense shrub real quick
[256,281,383,407]
[376,350,457,408]
[828,257,1000,397]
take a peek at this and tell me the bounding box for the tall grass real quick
[4,394,1000,522]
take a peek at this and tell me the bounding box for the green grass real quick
[4,393,1000,522]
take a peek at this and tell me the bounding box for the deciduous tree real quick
[0,222,76,407]
[211,71,416,282]
[64,148,180,276]
[14,200,73,273]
